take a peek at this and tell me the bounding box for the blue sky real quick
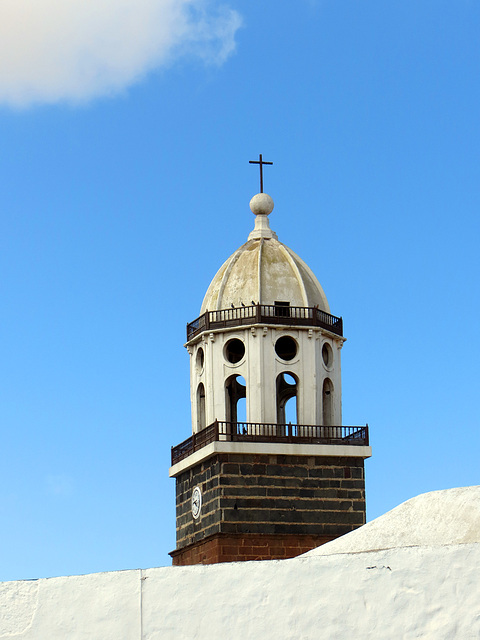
[1,0,479,581]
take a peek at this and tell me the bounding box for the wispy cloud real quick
[0,0,242,108]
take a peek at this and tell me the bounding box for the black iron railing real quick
[171,421,369,465]
[186,304,343,341]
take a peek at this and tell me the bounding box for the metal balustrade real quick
[186,304,343,341]
[171,421,369,465]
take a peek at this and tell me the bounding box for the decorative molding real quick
[170,441,372,477]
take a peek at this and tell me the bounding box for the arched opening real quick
[276,372,298,431]
[322,378,334,426]
[237,392,247,424]
[225,375,246,426]
[197,383,206,431]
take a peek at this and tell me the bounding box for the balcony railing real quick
[171,421,369,466]
[186,304,343,341]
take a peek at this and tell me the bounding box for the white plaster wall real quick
[2,545,480,639]
[0,569,140,639]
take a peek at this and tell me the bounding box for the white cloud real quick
[0,0,242,108]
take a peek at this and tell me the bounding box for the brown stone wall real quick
[174,452,366,561]
[171,532,334,565]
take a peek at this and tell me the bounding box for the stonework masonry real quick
[170,532,333,565]
[170,452,366,564]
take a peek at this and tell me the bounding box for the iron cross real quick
[249,154,273,193]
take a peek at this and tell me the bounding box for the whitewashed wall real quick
[2,488,480,640]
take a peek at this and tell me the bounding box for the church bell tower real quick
[170,161,371,565]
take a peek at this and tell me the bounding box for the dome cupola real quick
[200,193,330,314]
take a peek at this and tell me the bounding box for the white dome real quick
[200,195,330,314]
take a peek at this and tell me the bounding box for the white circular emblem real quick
[191,486,202,519]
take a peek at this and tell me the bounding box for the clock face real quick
[191,486,202,519]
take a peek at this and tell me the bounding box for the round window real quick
[275,336,297,361]
[196,347,205,373]
[225,338,245,364]
[322,343,333,368]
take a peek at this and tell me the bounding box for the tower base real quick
[170,449,368,565]
[170,532,334,565]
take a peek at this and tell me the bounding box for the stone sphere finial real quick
[250,193,274,216]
